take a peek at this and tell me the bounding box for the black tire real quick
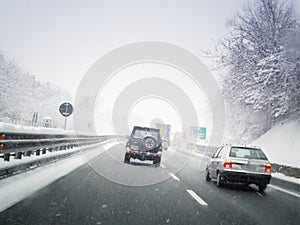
[124,153,130,164]
[206,169,211,181]
[153,157,161,166]
[258,184,267,193]
[216,172,223,187]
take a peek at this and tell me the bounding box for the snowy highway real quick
[1,0,300,224]
[0,143,299,225]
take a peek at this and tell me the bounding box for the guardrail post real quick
[4,153,10,161]
[25,151,32,157]
[15,152,22,159]
[42,149,47,154]
[36,149,40,156]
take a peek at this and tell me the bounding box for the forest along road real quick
[0,144,299,225]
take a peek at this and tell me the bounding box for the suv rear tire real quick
[124,153,130,164]
[153,157,161,166]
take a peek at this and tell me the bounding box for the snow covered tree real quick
[213,0,300,128]
[0,51,72,128]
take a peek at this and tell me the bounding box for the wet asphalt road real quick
[0,144,299,225]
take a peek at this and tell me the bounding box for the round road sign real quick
[59,102,73,117]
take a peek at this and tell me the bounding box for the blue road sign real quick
[59,103,73,117]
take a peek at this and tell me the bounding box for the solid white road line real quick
[160,164,166,169]
[268,184,300,198]
[186,189,208,206]
[168,172,180,181]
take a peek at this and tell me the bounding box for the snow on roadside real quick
[0,122,68,134]
[252,120,300,168]
[0,141,119,212]
[272,172,300,185]
[0,122,115,136]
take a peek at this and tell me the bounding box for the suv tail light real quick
[158,146,162,151]
[223,159,232,169]
[265,163,272,173]
[129,150,135,155]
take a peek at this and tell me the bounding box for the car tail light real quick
[223,159,232,169]
[129,150,135,155]
[152,153,158,157]
[265,163,272,173]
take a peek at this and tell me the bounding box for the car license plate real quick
[242,164,256,172]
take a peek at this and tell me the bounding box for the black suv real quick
[124,126,163,165]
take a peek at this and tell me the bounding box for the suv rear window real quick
[229,147,267,160]
[133,128,160,140]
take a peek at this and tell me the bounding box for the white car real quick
[206,144,272,192]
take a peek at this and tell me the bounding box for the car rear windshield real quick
[133,128,160,140]
[229,147,268,160]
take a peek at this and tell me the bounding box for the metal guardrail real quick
[0,131,116,162]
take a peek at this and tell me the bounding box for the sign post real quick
[32,112,39,126]
[59,102,73,130]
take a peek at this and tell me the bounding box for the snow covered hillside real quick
[252,120,300,168]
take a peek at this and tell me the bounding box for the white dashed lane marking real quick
[168,172,180,181]
[187,189,208,206]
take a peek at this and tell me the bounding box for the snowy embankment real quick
[252,119,300,168]
[0,122,115,136]
[0,140,119,212]
[0,122,69,134]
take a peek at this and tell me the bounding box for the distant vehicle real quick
[124,126,163,165]
[162,138,168,150]
[43,117,52,128]
[206,144,272,192]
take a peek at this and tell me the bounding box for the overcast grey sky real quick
[1,0,299,96]
[0,0,246,96]
[1,0,299,97]
[1,0,299,134]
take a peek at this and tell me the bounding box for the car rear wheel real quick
[216,172,223,187]
[206,169,211,181]
[258,184,267,193]
[124,153,130,164]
